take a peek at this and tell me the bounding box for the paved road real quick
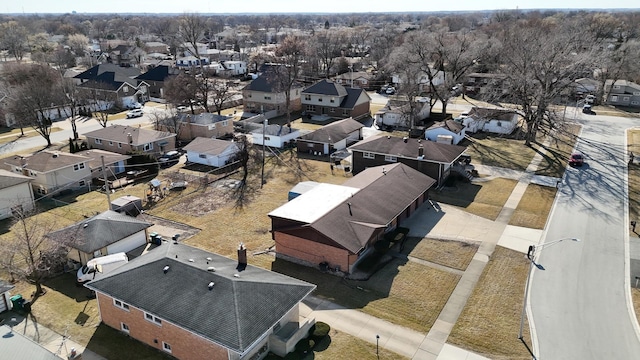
[529,112,640,359]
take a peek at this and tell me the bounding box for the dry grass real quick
[431,178,518,221]
[448,246,532,360]
[633,288,640,329]
[628,130,640,237]
[303,328,409,360]
[509,184,558,229]
[534,124,581,177]
[403,237,479,271]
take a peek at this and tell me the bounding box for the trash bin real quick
[10,294,24,311]
[22,299,31,313]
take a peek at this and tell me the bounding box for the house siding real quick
[86,137,175,156]
[174,121,234,141]
[0,182,34,220]
[96,292,230,360]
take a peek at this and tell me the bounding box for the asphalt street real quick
[529,111,640,359]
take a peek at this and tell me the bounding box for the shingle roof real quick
[270,163,435,253]
[349,135,466,164]
[74,63,140,81]
[183,137,239,156]
[427,119,465,134]
[134,65,175,82]
[0,279,15,294]
[76,149,131,171]
[176,113,233,125]
[46,210,152,253]
[77,71,136,91]
[243,75,276,92]
[4,151,90,173]
[302,79,348,97]
[84,125,175,146]
[0,325,60,360]
[339,87,368,109]
[86,243,315,352]
[298,118,363,143]
[0,169,31,189]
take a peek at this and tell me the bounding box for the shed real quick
[288,181,319,201]
[0,280,15,313]
[111,195,142,216]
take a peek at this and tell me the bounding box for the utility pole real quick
[101,156,112,209]
[261,117,267,188]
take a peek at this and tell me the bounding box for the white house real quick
[183,137,240,167]
[456,107,520,135]
[0,169,35,220]
[251,124,301,148]
[425,120,466,145]
[222,60,247,76]
[375,98,431,129]
[176,56,210,68]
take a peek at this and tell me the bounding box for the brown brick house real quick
[84,125,176,156]
[268,163,436,273]
[348,135,467,186]
[86,243,315,360]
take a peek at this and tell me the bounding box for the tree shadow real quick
[43,273,94,303]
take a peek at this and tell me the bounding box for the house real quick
[221,60,247,76]
[0,279,15,313]
[463,72,507,97]
[172,113,234,142]
[242,72,303,119]
[46,210,152,265]
[374,98,431,129]
[76,149,131,180]
[0,324,60,360]
[144,41,170,54]
[251,124,301,148]
[109,45,145,68]
[456,107,520,134]
[296,117,363,155]
[269,163,436,273]
[604,80,640,108]
[84,124,176,156]
[85,242,316,360]
[425,119,466,145]
[183,137,240,167]
[334,71,374,90]
[176,56,210,68]
[572,78,600,99]
[348,135,467,185]
[0,169,35,219]
[4,151,92,197]
[301,79,371,122]
[74,63,148,109]
[134,65,178,101]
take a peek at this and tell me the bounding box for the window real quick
[634,92,640,96]
[307,143,314,148]
[143,143,153,151]
[295,89,299,95]
[221,120,228,126]
[121,323,130,334]
[95,139,102,144]
[330,108,335,113]
[79,180,86,187]
[318,98,323,102]
[162,342,172,354]
[199,154,207,159]
[611,95,618,102]
[29,170,36,176]
[15,168,21,173]
[343,109,349,116]
[330,97,335,103]
[623,97,630,102]
[632,101,639,105]
[264,136,271,141]
[123,86,129,93]
[113,299,130,311]
[306,105,316,112]
[363,152,375,159]
[118,143,122,148]
[108,141,113,146]
[144,312,162,326]
[73,163,85,171]
[264,96,271,100]
[384,155,397,162]
[613,85,621,90]
[37,187,46,195]
[304,95,311,101]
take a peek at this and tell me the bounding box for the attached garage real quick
[107,232,147,254]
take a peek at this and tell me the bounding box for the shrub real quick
[283,352,301,360]
[295,338,314,353]
[311,321,330,339]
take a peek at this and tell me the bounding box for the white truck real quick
[77,253,128,284]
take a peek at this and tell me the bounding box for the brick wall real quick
[96,292,229,360]
[274,232,352,272]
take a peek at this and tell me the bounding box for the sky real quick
[2,0,637,14]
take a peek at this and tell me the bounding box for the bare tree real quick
[0,208,70,298]
[164,73,199,113]
[210,78,236,115]
[0,21,28,61]
[150,109,182,148]
[310,30,347,77]
[273,35,305,124]
[78,82,119,128]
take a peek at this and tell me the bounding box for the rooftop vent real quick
[188,259,194,262]
[163,265,170,274]
[233,273,240,278]
[52,152,59,158]
[403,136,408,143]
[206,257,212,262]
[208,282,215,290]
[83,223,88,228]
[207,267,216,272]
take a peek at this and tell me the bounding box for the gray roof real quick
[74,63,141,81]
[0,325,60,360]
[271,163,435,253]
[4,151,90,173]
[86,243,315,353]
[0,169,31,190]
[76,149,131,171]
[298,118,363,144]
[340,87,367,109]
[84,125,175,146]
[349,135,466,164]
[183,137,239,156]
[242,72,303,93]
[427,119,465,134]
[302,79,348,97]
[177,113,233,126]
[46,210,152,253]
[0,279,15,293]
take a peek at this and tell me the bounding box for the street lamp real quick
[518,237,581,340]
[376,334,380,360]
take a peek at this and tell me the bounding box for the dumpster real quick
[10,294,24,311]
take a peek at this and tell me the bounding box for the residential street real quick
[529,112,640,359]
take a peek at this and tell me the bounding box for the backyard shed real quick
[111,195,143,216]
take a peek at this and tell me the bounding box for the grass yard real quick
[509,184,558,229]
[272,258,459,333]
[403,237,479,271]
[298,328,408,360]
[628,130,640,238]
[448,246,532,360]
[633,288,640,329]
[430,178,518,221]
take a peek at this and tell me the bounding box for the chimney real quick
[403,136,408,143]
[237,243,247,270]
[419,145,424,157]
[127,133,133,144]
[20,156,27,166]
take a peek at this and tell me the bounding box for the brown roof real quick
[349,135,466,164]
[77,149,131,171]
[4,151,90,173]
[183,137,239,155]
[427,119,465,134]
[84,125,175,146]
[298,118,363,143]
[0,169,31,189]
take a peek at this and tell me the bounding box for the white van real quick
[77,252,128,284]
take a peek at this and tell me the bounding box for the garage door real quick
[106,232,147,255]
[0,294,8,313]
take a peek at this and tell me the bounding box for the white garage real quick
[0,280,15,313]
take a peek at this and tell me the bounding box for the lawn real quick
[628,130,640,238]
[430,177,518,221]
[402,237,479,271]
[448,246,532,360]
[301,328,409,360]
[509,184,558,229]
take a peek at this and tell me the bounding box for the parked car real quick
[385,86,396,95]
[126,109,143,118]
[582,104,596,115]
[129,102,143,109]
[158,150,181,167]
[585,94,596,104]
[569,152,584,167]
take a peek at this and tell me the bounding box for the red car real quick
[569,153,584,167]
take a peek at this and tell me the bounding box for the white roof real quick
[269,183,361,223]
